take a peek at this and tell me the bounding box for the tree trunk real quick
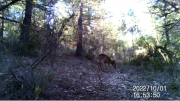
[0,10,4,61]
[88,7,91,26]
[0,10,4,45]
[102,35,105,53]
[164,2,170,44]
[76,2,83,56]
[19,0,33,53]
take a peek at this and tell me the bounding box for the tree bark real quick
[164,2,170,44]
[0,10,4,45]
[19,0,33,52]
[0,12,4,38]
[102,35,105,53]
[0,10,4,61]
[88,7,91,26]
[76,2,83,56]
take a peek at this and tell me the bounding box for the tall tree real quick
[149,0,180,80]
[0,9,4,48]
[19,0,33,53]
[76,2,83,56]
[0,0,6,61]
[150,0,179,62]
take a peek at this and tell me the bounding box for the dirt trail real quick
[39,54,179,100]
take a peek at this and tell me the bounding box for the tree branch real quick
[31,13,74,70]
[166,18,180,33]
[0,16,21,24]
[0,0,21,11]
[10,69,23,83]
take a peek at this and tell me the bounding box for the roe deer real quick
[97,54,116,71]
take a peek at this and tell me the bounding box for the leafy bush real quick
[129,55,150,66]
[170,81,179,91]
[85,53,95,60]
[85,49,95,60]
[2,32,41,57]
[151,58,164,71]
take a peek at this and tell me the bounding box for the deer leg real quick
[100,63,104,72]
[100,62,105,72]
[104,64,109,72]
[108,64,113,73]
[98,62,102,72]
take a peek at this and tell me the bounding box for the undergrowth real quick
[0,55,53,100]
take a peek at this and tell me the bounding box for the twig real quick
[166,18,180,33]
[31,13,74,70]
[10,69,22,83]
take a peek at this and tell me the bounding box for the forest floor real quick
[39,54,180,100]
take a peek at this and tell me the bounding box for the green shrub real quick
[85,49,95,60]
[2,32,41,57]
[85,53,95,60]
[170,81,179,91]
[129,55,149,66]
[152,58,164,71]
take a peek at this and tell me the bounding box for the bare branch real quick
[31,13,74,70]
[0,16,21,24]
[166,18,180,33]
[10,69,23,83]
